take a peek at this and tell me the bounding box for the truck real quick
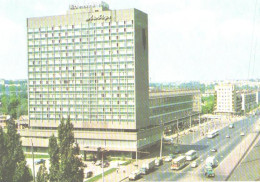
[129,170,141,181]
[171,155,186,170]
[205,156,218,168]
[140,159,155,175]
[204,165,215,177]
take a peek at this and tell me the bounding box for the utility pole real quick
[102,151,104,182]
[160,121,164,158]
[31,139,35,182]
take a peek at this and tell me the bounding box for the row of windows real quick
[28,50,134,59]
[28,29,134,39]
[28,59,134,66]
[28,21,134,33]
[28,43,134,52]
[30,114,134,122]
[28,34,133,45]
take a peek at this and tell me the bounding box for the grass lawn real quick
[25,154,50,158]
[85,168,117,182]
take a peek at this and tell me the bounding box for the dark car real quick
[35,159,46,165]
[85,170,93,178]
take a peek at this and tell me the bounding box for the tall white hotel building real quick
[22,2,161,157]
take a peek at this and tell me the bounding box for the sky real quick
[0,0,259,82]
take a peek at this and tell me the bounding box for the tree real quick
[58,117,84,182]
[0,127,7,181]
[0,119,33,182]
[36,163,48,182]
[48,135,59,182]
[49,117,84,182]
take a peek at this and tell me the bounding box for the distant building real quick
[214,83,242,115]
[0,115,11,128]
[202,89,215,97]
[241,91,257,113]
[149,90,201,135]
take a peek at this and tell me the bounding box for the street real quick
[135,116,258,181]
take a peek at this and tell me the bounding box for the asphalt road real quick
[135,116,258,181]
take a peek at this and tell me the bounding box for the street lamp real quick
[97,147,108,182]
[159,120,164,158]
[31,139,35,182]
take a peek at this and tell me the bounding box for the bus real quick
[171,155,186,170]
[207,130,219,139]
[185,150,197,161]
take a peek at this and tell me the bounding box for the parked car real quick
[190,161,198,168]
[86,170,93,178]
[101,161,109,168]
[95,160,102,166]
[240,132,245,136]
[35,159,46,165]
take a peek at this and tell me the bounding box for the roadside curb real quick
[118,177,128,182]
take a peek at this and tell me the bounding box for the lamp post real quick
[97,147,108,182]
[159,120,164,158]
[31,139,35,182]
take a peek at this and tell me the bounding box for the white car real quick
[240,132,245,136]
[226,135,230,138]
[164,156,173,162]
[95,160,102,166]
[191,161,198,168]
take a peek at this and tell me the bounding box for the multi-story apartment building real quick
[149,90,201,135]
[214,83,242,115]
[21,2,163,158]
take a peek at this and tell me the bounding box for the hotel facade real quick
[21,2,201,157]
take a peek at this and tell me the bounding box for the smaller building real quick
[214,83,242,115]
[241,91,257,113]
[0,115,11,128]
[15,115,29,129]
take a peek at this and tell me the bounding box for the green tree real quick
[0,127,8,181]
[49,117,84,182]
[59,117,84,182]
[48,135,59,182]
[8,97,20,119]
[36,163,48,182]
[1,119,33,182]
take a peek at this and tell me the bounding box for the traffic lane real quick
[197,117,257,180]
[142,125,232,181]
[139,117,256,181]
[145,118,253,181]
